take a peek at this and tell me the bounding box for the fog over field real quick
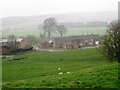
[0,11,117,31]
[1,0,118,31]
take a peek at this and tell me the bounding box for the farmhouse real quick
[41,34,100,49]
[0,37,28,54]
[16,38,27,49]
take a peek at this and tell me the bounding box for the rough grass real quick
[2,48,118,88]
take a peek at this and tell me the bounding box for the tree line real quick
[38,21,107,30]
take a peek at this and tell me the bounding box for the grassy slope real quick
[2,48,118,88]
[2,27,106,38]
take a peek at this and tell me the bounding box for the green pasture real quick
[2,48,118,88]
[2,27,106,38]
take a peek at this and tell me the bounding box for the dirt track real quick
[36,46,99,52]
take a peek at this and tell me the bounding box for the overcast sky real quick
[0,0,119,18]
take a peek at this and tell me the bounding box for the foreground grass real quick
[2,48,118,88]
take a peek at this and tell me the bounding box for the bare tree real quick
[57,25,67,37]
[7,35,18,50]
[26,35,38,47]
[43,17,57,38]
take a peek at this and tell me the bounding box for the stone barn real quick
[0,37,28,55]
[40,34,100,49]
[16,38,27,49]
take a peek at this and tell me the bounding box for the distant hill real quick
[0,11,117,31]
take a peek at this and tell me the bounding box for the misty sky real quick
[0,0,119,18]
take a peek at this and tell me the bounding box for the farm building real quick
[16,38,27,49]
[40,34,100,49]
[0,37,28,55]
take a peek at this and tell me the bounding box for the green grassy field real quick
[2,48,118,88]
[2,27,106,38]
